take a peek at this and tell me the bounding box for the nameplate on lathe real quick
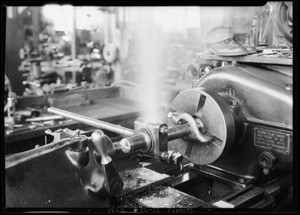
[254,127,291,154]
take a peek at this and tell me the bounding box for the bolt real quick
[120,139,131,153]
[160,152,168,160]
[208,189,212,195]
[167,112,173,118]
[204,66,212,73]
[165,153,169,160]
[167,112,180,124]
[171,152,183,164]
[285,85,292,91]
[192,80,198,88]
[230,100,237,107]
[166,151,173,163]
[195,118,204,129]
[160,126,169,134]
[263,168,269,175]
[221,61,228,67]
[6,130,13,135]
[238,178,245,184]
[29,125,36,129]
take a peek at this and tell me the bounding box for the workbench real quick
[6,99,138,142]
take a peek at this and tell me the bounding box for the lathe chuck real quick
[169,87,235,165]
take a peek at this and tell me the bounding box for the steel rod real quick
[5,138,81,169]
[47,107,135,137]
[167,124,191,141]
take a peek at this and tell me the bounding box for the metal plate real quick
[254,126,291,155]
[119,167,171,197]
[169,88,235,165]
[129,186,210,208]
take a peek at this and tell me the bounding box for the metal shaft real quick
[6,138,82,169]
[47,107,135,137]
[167,124,191,141]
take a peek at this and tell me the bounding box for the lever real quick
[91,130,123,196]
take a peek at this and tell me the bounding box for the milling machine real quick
[5,62,293,211]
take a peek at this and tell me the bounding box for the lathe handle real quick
[91,130,123,196]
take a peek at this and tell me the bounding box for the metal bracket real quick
[133,118,168,160]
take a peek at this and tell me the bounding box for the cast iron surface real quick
[196,64,293,179]
[211,123,292,181]
[195,64,292,127]
[169,63,292,180]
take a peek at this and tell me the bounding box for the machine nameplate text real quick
[254,127,291,154]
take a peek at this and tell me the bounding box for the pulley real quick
[103,44,118,63]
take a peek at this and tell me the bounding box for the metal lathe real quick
[5,61,293,210]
